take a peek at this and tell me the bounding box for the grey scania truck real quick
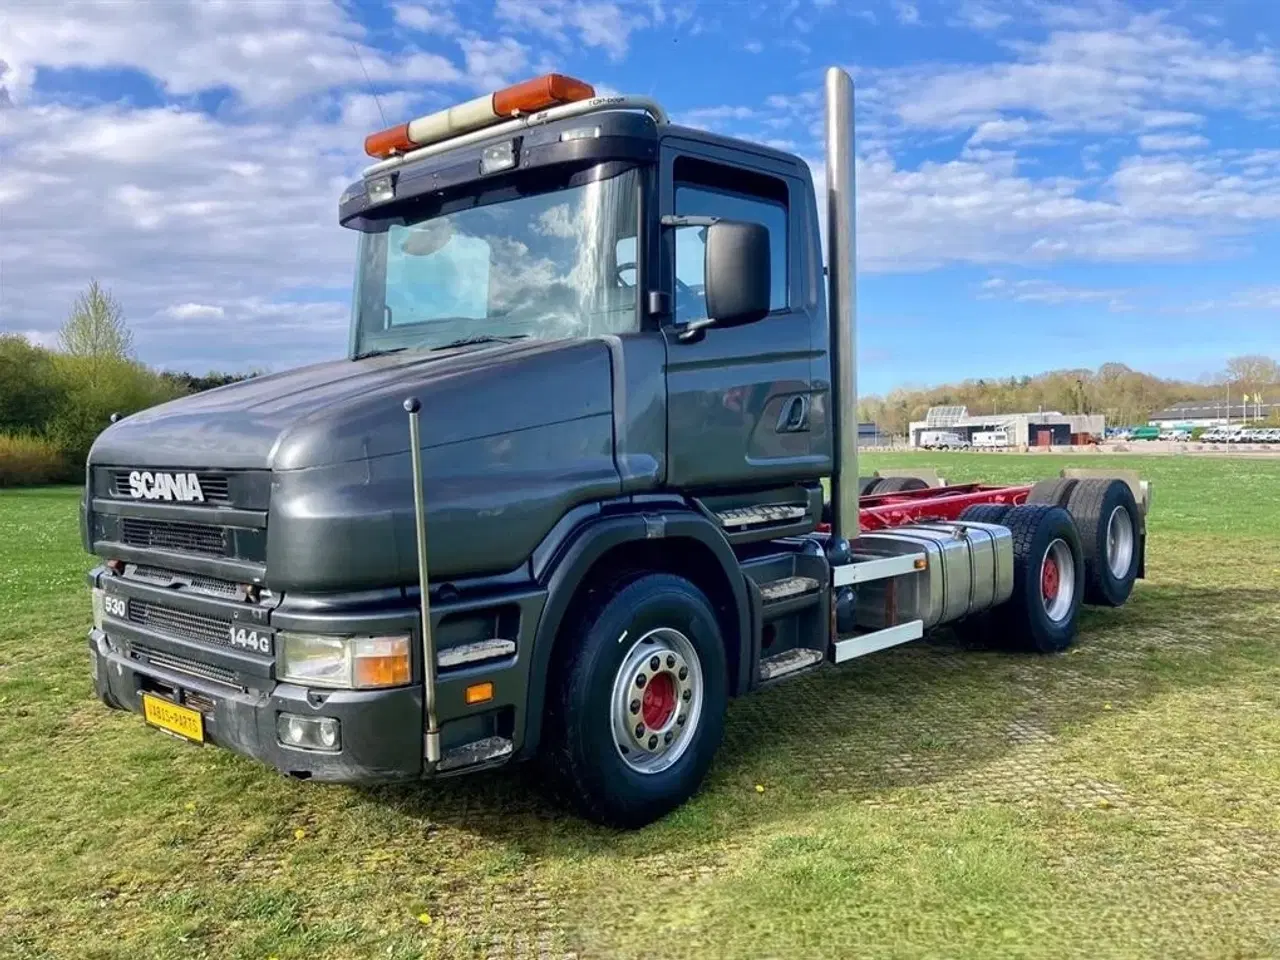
[83,68,1149,827]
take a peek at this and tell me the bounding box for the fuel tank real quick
[851,520,1014,630]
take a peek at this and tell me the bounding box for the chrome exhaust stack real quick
[824,66,859,544]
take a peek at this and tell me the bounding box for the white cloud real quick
[165,303,226,320]
[1137,132,1210,152]
[952,1,1012,31]
[978,275,1130,308]
[967,117,1033,145]
[458,36,530,90]
[744,40,764,54]
[892,1,921,25]
[0,0,464,108]
[875,12,1279,137]
[394,1,462,36]
[0,101,360,370]
[494,0,642,60]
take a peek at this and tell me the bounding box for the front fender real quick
[518,507,750,759]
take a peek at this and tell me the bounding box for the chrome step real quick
[437,638,516,670]
[436,735,514,772]
[716,503,809,530]
[759,575,821,603]
[759,647,824,682]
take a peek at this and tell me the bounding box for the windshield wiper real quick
[431,334,529,351]
[353,346,409,360]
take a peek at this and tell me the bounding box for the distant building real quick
[908,405,1105,448]
[1148,399,1275,428]
[858,422,892,447]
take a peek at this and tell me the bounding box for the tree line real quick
[858,357,1280,437]
[0,280,254,485]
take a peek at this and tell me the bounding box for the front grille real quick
[131,644,240,688]
[128,598,232,647]
[121,518,226,556]
[111,470,230,503]
[129,564,242,599]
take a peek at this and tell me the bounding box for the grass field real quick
[2,454,1278,959]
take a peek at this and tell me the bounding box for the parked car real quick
[918,430,969,450]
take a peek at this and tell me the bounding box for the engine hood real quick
[88,339,614,472]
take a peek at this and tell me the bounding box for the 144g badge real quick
[229,626,272,655]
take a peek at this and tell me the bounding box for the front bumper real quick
[89,628,424,782]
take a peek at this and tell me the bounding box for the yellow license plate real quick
[142,694,204,743]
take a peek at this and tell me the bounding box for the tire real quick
[858,475,883,496]
[545,573,728,828]
[1064,479,1141,607]
[875,476,929,493]
[959,503,1013,526]
[996,504,1084,654]
[1025,477,1079,507]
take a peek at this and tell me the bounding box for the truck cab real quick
[82,70,1150,827]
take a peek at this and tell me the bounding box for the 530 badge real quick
[229,626,272,655]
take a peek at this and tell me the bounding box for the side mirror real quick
[664,216,771,341]
[704,219,771,328]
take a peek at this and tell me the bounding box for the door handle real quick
[776,395,810,433]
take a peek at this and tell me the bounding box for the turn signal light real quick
[464,682,494,705]
[352,636,411,689]
[364,73,596,158]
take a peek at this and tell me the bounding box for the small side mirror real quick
[703,219,771,328]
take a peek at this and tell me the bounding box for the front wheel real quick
[546,573,728,827]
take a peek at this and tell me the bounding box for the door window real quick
[673,164,789,324]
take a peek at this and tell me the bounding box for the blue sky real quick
[1,0,1278,396]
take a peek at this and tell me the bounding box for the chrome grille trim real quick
[127,564,242,599]
[128,598,232,647]
[120,517,226,556]
[131,644,241,688]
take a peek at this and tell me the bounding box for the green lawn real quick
[2,455,1279,959]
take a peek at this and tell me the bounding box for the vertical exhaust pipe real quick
[825,66,859,543]
[405,397,441,765]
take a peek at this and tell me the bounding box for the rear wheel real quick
[858,475,883,496]
[996,504,1084,653]
[1065,479,1141,607]
[546,573,727,827]
[875,476,929,493]
[1026,477,1079,507]
[959,502,1013,526]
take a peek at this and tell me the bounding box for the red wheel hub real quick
[1042,553,1061,600]
[641,672,677,729]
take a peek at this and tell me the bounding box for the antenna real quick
[349,41,387,128]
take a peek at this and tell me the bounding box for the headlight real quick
[277,633,411,690]
[91,587,105,631]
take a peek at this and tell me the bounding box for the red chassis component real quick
[820,483,1035,533]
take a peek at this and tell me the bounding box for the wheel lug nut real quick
[649,655,660,671]
[678,666,688,680]
[677,714,686,726]
[648,735,658,750]
[664,731,673,744]
[634,723,644,739]
[630,699,641,714]
[635,674,645,688]
[682,689,691,701]
[666,654,675,668]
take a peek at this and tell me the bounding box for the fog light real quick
[277,713,341,753]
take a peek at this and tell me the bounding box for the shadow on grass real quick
[364,582,1276,854]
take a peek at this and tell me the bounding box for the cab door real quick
[659,144,826,492]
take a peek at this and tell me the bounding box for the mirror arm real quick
[676,317,716,343]
[659,215,720,228]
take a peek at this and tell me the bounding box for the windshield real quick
[352,164,641,357]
